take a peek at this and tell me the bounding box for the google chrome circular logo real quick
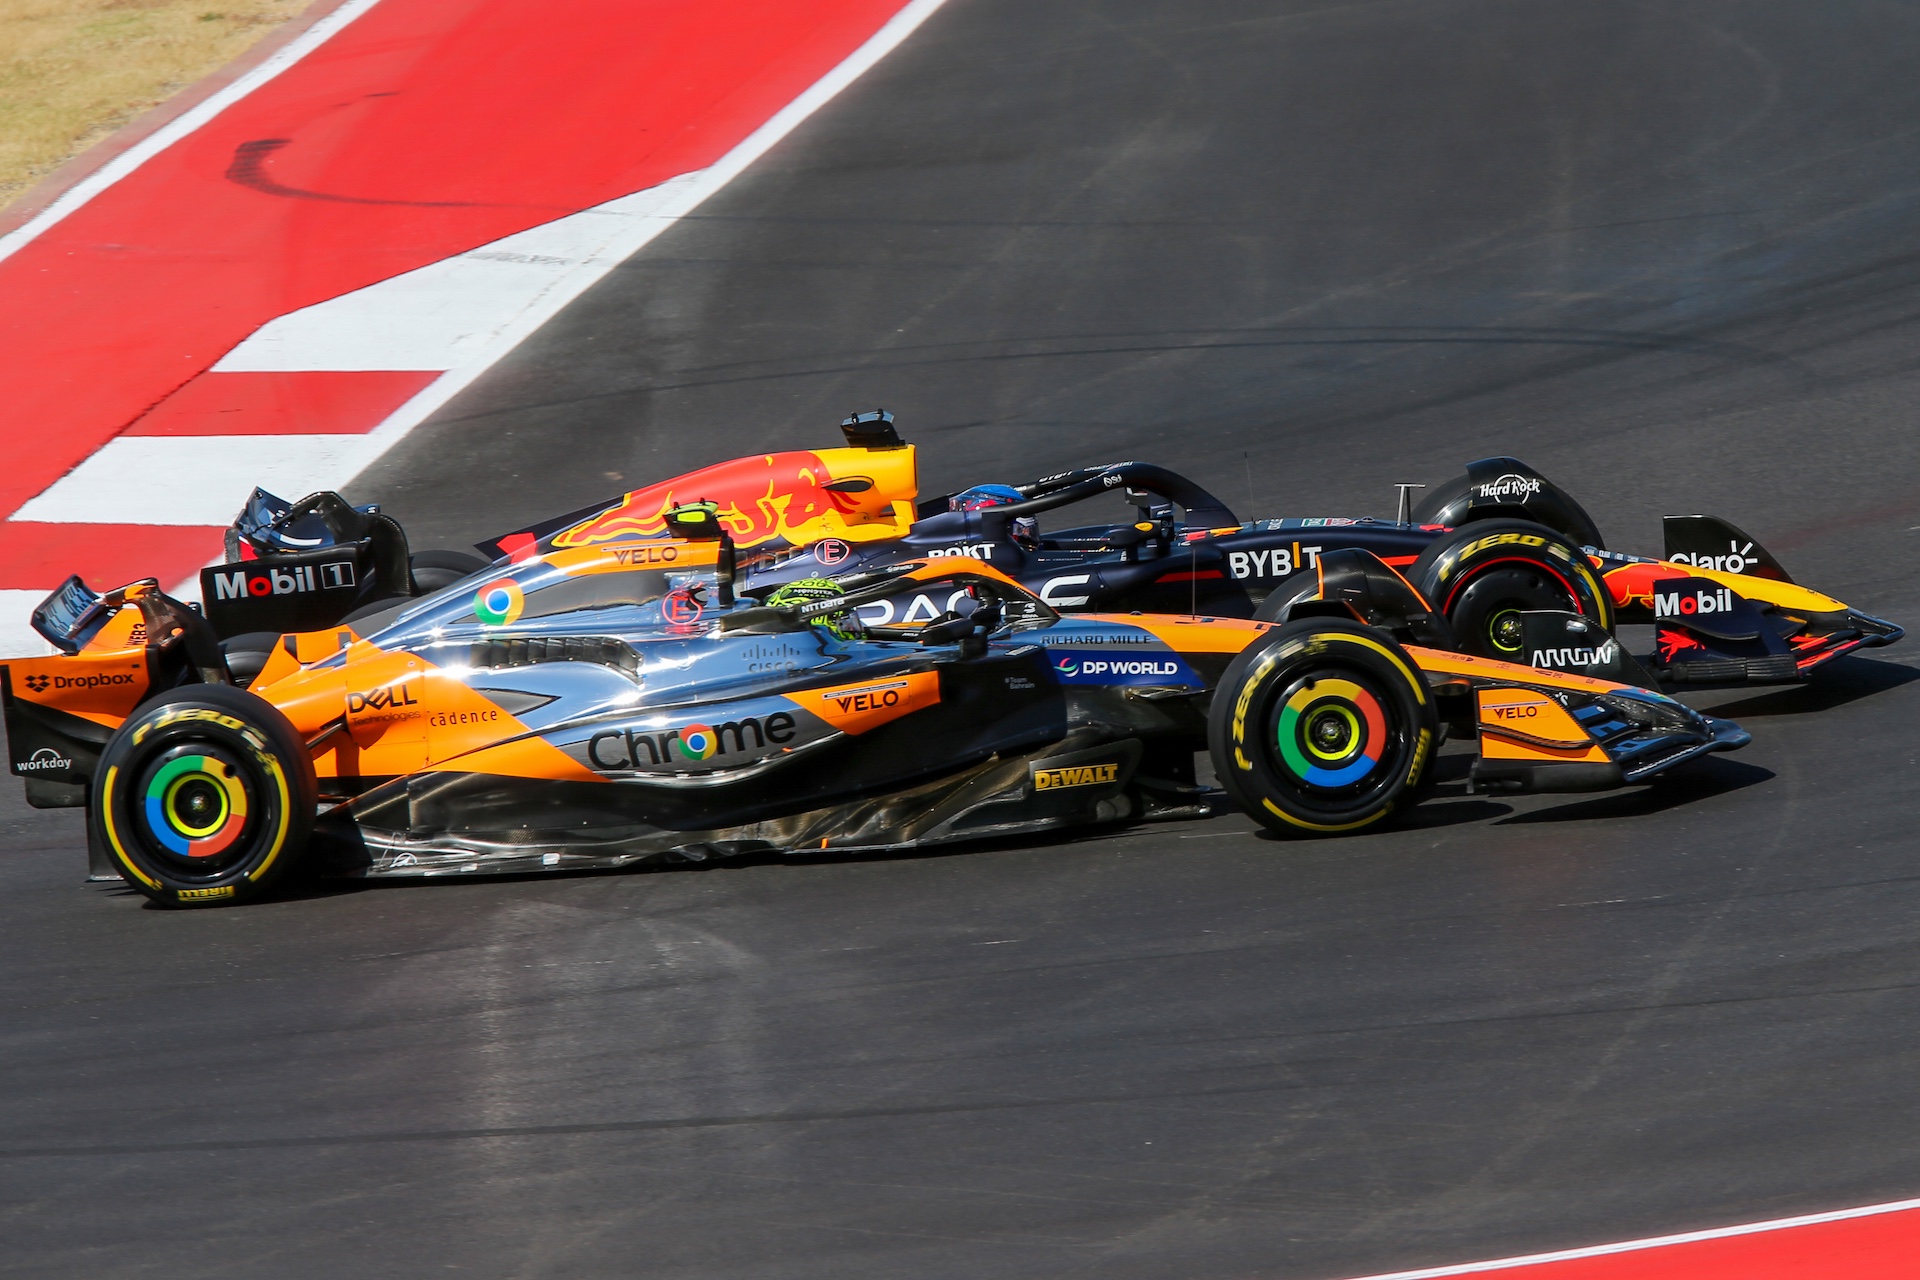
[675,723,718,761]
[474,578,525,627]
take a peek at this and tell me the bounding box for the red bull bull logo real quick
[551,449,916,551]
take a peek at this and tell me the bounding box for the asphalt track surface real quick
[9,2,1920,1276]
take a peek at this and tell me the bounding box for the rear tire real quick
[219,631,280,689]
[1409,466,1605,548]
[1410,519,1609,660]
[91,684,316,907]
[409,549,489,595]
[1209,619,1439,837]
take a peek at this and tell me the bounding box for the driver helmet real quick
[947,484,1038,550]
[766,577,860,640]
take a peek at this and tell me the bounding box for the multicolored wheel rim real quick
[474,578,526,627]
[142,752,250,859]
[1274,677,1388,789]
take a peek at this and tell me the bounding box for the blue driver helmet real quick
[947,484,1038,549]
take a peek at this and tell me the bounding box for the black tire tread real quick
[408,549,490,596]
[1409,519,1610,659]
[91,684,317,907]
[1208,619,1439,838]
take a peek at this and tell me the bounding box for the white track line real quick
[0,0,387,267]
[4,0,953,608]
[0,14,1909,1250]
[314,0,956,454]
[15,435,388,525]
[1337,1194,1920,1279]
[13,175,713,525]
[0,593,56,657]
[1,1,387,649]
[211,169,715,371]
[178,0,955,581]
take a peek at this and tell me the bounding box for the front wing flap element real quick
[1466,683,1748,795]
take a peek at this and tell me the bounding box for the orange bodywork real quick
[1404,646,1625,696]
[789,670,941,735]
[1090,612,1274,654]
[5,585,174,729]
[1474,686,1610,763]
[6,647,148,731]
[253,632,601,785]
[8,544,1665,800]
[545,540,723,575]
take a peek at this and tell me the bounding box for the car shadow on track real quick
[1493,756,1775,825]
[1392,750,1517,831]
[1683,656,1920,720]
[1236,751,1517,841]
[160,735,1786,906]
[278,822,1156,903]
[1393,796,1516,831]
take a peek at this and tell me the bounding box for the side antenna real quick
[1190,535,1198,616]
[1394,482,1426,525]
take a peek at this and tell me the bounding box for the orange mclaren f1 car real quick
[3,506,1745,906]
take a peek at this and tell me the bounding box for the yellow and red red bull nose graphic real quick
[1601,561,1676,610]
[551,449,912,551]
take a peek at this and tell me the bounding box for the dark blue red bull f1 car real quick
[196,411,1900,694]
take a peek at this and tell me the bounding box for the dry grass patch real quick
[0,0,307,209]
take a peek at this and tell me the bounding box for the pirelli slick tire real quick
[1411,519,1610,660]
[219,631,280,690]
[1209,620,1439,837]
[1250,569,1320,624]
[90,684,317,907]
[409,549,489,596]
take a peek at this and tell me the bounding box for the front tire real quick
[91,685,317,907]
[1250,568,1320,623]
[1209,619,1439,837]
[1410,519,1610,660]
